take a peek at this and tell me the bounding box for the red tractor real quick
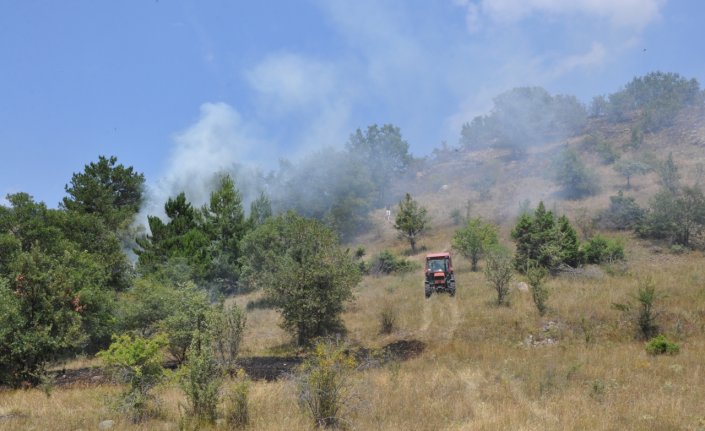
[424,252,456,298]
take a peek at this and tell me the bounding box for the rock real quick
[516,282,529,292]
[98,419,115,430]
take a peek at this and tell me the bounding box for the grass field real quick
[1,220,704,430]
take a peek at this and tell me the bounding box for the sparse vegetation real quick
[296,340,357,429]
[526,265,549,316]
[484,247,514,306]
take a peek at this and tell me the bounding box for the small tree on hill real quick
[451,218,499,271]
[614,159,651,189]
[484,247,514,306]
[394,193,429,253]
[554,147,599,199]
[658,153,681,195]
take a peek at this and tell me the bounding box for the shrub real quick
[526,265,549,316]
[484,247,514,306]
[645,335,680,355]
[297,340,357,429]
[582,235,625,264]
[599,191,645,231]
[613,278,662,340]
[379,303,397,334]
[98,334,167,423]
[208,303,246,373]
[225,369,250,428]
[178,329,223,425]
[368,250,415,275]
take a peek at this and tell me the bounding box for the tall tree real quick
[201,174,248,292]
[346,124,412,205]
[62,156,145,231]
[394,193,429,253]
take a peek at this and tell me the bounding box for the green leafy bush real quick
[368,250,415,275]
[645,335,679,355]
[582,235,625,264]
[98,334,167,422]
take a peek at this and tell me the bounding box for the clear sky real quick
[2,0,704,208]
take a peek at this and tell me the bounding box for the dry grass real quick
[4,117,705,429]
[4,225,703,430]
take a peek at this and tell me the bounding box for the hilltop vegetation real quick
[1,71,705,429]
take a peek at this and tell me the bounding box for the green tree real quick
[346,124,412,204]
[394,193,429,253]
[554,147,599,199]
[201,174,248,293]
[451,218,499,271]
[599,191,646,230]
[248,191,272,227]
[512,202,582,272]
[658,153,681,195]
[0,247,84,386]
[614,159,651,189]
[639,185,705,247]
[62,155,145,231]
[239,213,360,346]
[135,192,209,277]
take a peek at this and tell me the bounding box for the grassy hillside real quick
[2,87,705,430]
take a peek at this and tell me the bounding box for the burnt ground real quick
[46,339,426,388]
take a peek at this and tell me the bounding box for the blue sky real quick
[2,0,704,208]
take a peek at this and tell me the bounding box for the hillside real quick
[2,76,705,430]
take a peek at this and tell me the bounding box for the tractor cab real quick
[424,252,456,298]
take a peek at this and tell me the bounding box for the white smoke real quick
[137,102,267,226]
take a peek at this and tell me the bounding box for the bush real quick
[582,235,625,264]
[613,278,662,340]
[379,303,397,334]
[208,303,246,373]
[484,247,514,306]
[225,369,250,428]
[297,340,357,429]
[645,335,680,355]
[526,265,549,316]
[599,191,645,231]
[98,334,167,423]
[368,250,415,275]
[178,329,223,425]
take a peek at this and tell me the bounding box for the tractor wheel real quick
[449,281,456,297]
[424,283,432,298]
